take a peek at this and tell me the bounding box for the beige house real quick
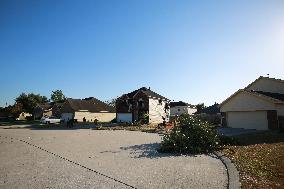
[220,76,284,130]
[61,97,116,122]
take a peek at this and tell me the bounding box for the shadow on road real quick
[119,143,200,159]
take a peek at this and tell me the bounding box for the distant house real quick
[219,76,284,130]
[194,103,221,124]
[196,103,220,115]
[33,103,53,119]
[170,101,196,116]
[116,87,170,124]
[60,97,115,122]
[16,112,32,120]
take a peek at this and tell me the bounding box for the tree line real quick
[0,90,66,116]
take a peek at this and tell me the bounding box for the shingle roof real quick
[38,103,53,110]
[67,98,115,113]
[245,76,284,90]
[253,91,284,102]
[170,101,195,108]
[124,87,168,100]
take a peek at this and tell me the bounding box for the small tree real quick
[104,98,117,108]
[51,90,66,103]
[10,103,23,117]
[196,103,206,113]
[159,114,220,154]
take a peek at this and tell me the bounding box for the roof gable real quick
[245,76,284,94]
[120,87,169,101]
[220,76,284,109]
[220,90,276,112]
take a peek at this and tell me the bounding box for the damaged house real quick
[116,87,170,124]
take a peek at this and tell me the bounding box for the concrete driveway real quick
[0,127,227,189]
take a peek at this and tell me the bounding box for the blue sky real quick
[0,0,284,107]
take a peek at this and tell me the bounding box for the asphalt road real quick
[0,127,227,189]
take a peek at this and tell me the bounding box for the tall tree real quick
[15,93,48,113]
[10,103,23,117]
[51,90,66,102]
[196,103,206,113]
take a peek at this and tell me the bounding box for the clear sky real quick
[0,0,284,107]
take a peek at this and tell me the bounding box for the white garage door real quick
[117,113,132,123]
[227,111,268,130]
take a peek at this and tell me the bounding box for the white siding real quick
[188,107,197,115]
[117,113,132,123]
[93,113,116,122]
[170,106,196,116]
[148,98,169,124]
[227,111,268,130]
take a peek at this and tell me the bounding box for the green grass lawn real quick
[221,132,284,189]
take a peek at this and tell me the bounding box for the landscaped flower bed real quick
[221,132,284,189]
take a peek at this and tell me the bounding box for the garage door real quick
[117,113,132,123]
[227,111,268,130]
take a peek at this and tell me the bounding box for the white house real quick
[116,87,170,124]
[170,101,196,116]
[219,76,284,130]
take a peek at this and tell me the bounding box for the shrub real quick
[219,135,239,145]
[159,114,220,154]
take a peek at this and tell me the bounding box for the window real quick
[178,109,180,112]
[136,98,144,108]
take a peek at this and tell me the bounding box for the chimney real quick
[148,87,151,90]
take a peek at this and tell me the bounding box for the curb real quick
[214,152,240,189]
